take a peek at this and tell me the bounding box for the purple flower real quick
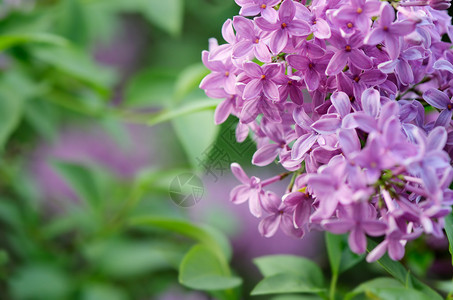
[277,74,305,105]
[233,16,272,62]
[230,163,266,217]
[364,3,416,60]
[330,0,381,35]
[291,106,321,160]
[286,52,330,91]
[200,0,453,262]
[255,0,311,54]
[234,0,280,22]
[326,31,373,75]
[259,191,304,238]
[252,119,294,166]
[283,190,313,230]
[295,2,331,39]
[199,50,237,95]
[422,89,453,127]
[378,47,424,86]
[323,202,387,254]
[242,61,282,101]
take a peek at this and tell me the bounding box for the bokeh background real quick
[0,1,452,299]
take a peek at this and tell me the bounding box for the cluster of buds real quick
[200,0,453,261]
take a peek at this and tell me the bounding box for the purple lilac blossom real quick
[200,0,453,261]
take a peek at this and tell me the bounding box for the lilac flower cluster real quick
[200,0,453,261]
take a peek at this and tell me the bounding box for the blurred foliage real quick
[0,0,452,300]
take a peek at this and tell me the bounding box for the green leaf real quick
[271,296,323,300]
[81,284,127,300]
[10,264,71,300]
[0,33,68,51]
[124,68,176,107]
[0,250,9,267]
[345,277,403,300]
[363,288,431,300]
[24,99,58,140]
[52,161,102,208]
[172,109,219,168]
[444,212,453,265]
[31,45,115,93]
[254,255,324,287]
[147,98,221,126]
[83,239,184,278]
[251,273,325,296]
[179,244,242,291]
[142,0,184,36]
[326,232,364,276]
[0,88,23,150]
[367,239,442,300]
[58,0,88,45]
[173,63,209,102]
[129,216,232,261]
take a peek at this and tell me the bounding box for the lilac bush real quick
[200,0,453,262]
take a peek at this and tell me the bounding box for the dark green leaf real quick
[52,161,102,208]
[444,212,453,265]
[326,232,364,276]
[367,239,442,300]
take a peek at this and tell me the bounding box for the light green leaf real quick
[271,296,323,300]
[83,239,184,278]
[179,244,242,291]
[0,89,23,150]
[0,33,68,51]
[124,68,176,107]
[10,264,71,300]
[147,98,221,126]
[254,255,324,288]
[172,109,219,168]
[345,278,403,300]
[142,0,184,36]
[251,273,325,296]
[129,216,232,261]
[24,100,58,140]
[31,45,115,93]
[173,63,209,102]
[58,0,88,45]
[364,288,431,300]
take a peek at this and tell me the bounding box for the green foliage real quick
[179,244,242,290]
[444,212,453,265]
[325,232,365,276]
[346,277,431,300]
[252,255,325,297]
